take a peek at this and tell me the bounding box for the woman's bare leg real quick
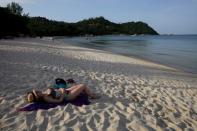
[66,84,82,91]
[67,84,95,100]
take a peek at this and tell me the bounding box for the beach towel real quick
[17,94,90,111]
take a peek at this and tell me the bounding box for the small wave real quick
[154,53,170,56]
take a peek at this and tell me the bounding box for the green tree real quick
[7,2,23,16]
[1,2,159,38]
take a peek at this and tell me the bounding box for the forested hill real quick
[0,3,158,38]
[74,17,158,35]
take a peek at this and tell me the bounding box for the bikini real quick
[49,88,69,100]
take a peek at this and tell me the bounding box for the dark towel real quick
[17,94,90,111]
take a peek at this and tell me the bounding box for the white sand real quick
[0,38,197,131]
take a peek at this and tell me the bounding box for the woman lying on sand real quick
[26,84,99,104]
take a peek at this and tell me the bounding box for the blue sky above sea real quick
[1,0,197,34]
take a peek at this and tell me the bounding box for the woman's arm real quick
[43,93,65,104]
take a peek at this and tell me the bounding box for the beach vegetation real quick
[0,6,29,38]
[7,2,23,16]
[0,3,158,38]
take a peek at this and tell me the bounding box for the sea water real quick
[60,35,197,74]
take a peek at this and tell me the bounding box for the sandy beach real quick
[0,38,197,131]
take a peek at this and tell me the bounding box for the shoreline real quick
[0,38,197,131]
[0,35,195,75]
[11,37,180,72]
[56,37,197,76]
[56,37,197,75]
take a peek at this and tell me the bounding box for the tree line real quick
[0,2,158,38]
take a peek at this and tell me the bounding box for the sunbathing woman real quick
[26,84,98,104]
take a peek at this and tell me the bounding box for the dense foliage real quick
[0,2,158,38]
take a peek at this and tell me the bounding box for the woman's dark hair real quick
[26,90,42,103]
[26,91,37,103]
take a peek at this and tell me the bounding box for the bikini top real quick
[50,89,62,98]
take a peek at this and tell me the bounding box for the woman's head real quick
[26,90,43,103]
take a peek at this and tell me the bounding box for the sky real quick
[1,0,197,34]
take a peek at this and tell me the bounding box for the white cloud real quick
[0,0,34,7]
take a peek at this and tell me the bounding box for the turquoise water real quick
[60,35,197,74]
